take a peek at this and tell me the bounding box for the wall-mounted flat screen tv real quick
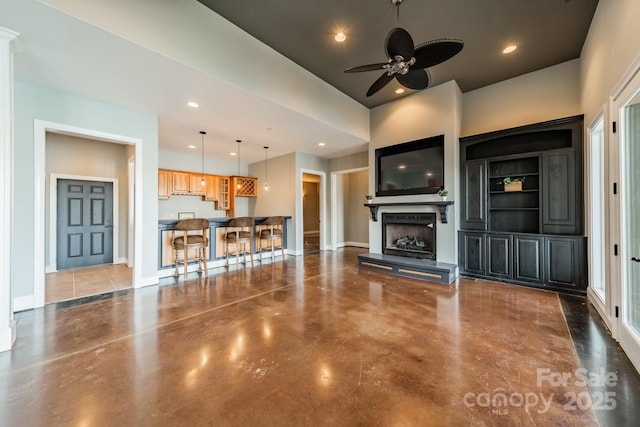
[375,135,444,197]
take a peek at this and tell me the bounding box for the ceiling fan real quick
[345,0,464,97]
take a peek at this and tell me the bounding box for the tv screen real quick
[375,135,444,196]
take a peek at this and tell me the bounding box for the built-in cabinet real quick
[458,231,586,293]
[459,115,587,294]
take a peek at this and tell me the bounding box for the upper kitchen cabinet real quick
[158,169,171,200]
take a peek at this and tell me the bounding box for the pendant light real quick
[263,146,269,191]
[200,131,206,186]
[236,139,242,189]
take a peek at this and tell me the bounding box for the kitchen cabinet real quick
[158,169,171,200]
[171,171,190,194]
[217,176,230,210]
[204,175,219,201]
[189,173,205,196]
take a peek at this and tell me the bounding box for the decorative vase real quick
[440,196,447,201]
[366,199,372,204]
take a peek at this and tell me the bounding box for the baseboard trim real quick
[135,275,159,288]
[14,295,35,312]
[344,241,369,248]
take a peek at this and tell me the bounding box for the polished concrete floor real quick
[45,264,132,304]
[1,248,637,425]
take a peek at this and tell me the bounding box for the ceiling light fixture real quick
[200,131,206,186]
[187,101,199,108]
[395,88,405,94]
[263,146,269,191]
[236,139,242,189]
[318,142,326,147]
[188,145,197,149]
[503,44,517,54]
[334,32,346,43]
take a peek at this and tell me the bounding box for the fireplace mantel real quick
[364,201,454,223]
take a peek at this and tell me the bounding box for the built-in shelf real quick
[364,201,454,223]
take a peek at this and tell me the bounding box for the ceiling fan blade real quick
[344,63,389,73]
[385,27,414,61]
[396,68,430,90]
[411,38,464,69]
[366,72,394,97]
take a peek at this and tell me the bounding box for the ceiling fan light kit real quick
[345,0,464,97]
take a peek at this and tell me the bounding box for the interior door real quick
[618,88,640,370]
[57,179,114,269]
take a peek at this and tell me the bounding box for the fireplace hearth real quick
[382,213,436,260]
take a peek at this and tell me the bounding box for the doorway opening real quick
[330,167,369,251]
[303,173,321,254]
[33,121,142,308]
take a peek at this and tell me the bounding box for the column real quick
[0,27,19,353]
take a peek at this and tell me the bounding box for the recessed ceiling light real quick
[395,88,405,94]
[398,165,406,169]
[188,145,197,149]
[318,142,326,146]
[230,152,237,156]
[187,101,199,108]
[502,44,517,54]
[334,32,346,43]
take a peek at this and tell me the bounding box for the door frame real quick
[298,169,326,254]
[48,174,120,273]
[609,52,640,369]
[330,167,368,251]
[586,108,611,331]
[33,120,142,309]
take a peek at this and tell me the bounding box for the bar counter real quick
[158,216,291,276]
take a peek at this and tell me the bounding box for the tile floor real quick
[45,264,132,304]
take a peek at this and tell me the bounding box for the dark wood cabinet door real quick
[542,150,577,234]
[514,235,544,283]
[459,232,486,275]
[544,236,586,291]
[461,160,487,230]
[487,234,512,278]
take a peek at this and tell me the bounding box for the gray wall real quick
[346,170,369,245]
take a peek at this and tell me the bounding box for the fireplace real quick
[382,213,436,260]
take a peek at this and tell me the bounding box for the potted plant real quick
[437,189,448,201]
[365,194,374,203]
[501,177,525,192]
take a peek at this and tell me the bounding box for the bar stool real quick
[171,218,209,277]
[257,216,285,262]
[223,217,254,267]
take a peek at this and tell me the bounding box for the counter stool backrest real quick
[174,218,210,232]
[171,218,210,277]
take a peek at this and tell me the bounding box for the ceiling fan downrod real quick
[392,0,403,25]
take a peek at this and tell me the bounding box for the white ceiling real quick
[2,0,369,165]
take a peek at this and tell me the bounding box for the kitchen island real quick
[158,216,291,276]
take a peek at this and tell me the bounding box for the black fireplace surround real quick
[382,213,436,260]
